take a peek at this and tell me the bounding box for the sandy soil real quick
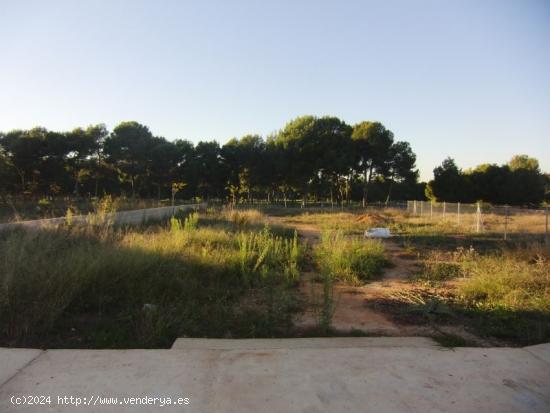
[268,215,489,344]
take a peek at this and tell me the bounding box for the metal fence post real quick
[457,202,461,227]
[443,201,446,218]
[420,201,423,217]
[430,202,433,220]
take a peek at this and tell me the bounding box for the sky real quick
[0,0,549,181]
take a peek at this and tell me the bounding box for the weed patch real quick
[315,230,388,285]
[0,210,304,348]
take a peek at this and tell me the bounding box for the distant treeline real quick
[0,117,547,206]
[0,117,423,205]
[426,156,549,206]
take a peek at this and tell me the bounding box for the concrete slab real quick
[0,348,42,387]
[524,343,550,365]
[1,344,549,413]
[0,349,217,413]
[171,337,437,350]
[209,347,550,413]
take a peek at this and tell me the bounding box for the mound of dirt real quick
[354,213,390,226]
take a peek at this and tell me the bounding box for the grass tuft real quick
[315,230,388,285]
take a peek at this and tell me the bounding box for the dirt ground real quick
[268,215,489,345]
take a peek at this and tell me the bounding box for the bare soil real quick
[268,214,489,344]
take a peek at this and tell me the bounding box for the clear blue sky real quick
[1,0,548,181]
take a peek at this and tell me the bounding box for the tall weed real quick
[315,230,387,285]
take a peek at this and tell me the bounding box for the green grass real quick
[315,230,388,285]
[3,204,547,347]
[0,209,303,348]
[458,246,549,313]
[414,248,475,285]
[454,245,550,344]
[412,243,550,345]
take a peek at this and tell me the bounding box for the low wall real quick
[0,203,204,232]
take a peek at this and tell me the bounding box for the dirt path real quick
[269,217,410,334]
[267,215,492,344]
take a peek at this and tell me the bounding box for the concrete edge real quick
[0,349,44,389]
[522,343,550,366]
[170,337,438,350]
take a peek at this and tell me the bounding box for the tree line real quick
[1,117,546,206]
[426,156,549,206]
[0,116,423,205]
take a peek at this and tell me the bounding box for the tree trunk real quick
[73,173,79,196]
[385,177,394,205]
[364,164,373,206]
[131,176,136,198]
[16,168,25,194]
[362,167,368,208]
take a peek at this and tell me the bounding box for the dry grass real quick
[266,207,549,344]
[276,210,397,235]
[411,242,550,344]
[458,245,550,313]
[0,209,303,348]
[396,210,547,235]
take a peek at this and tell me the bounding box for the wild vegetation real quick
[271,206,549,345]
[0,208,302,348]
[1,201,548,347]
[409,243,550,345]
[316,230,387,285]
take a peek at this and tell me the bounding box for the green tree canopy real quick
[351,121,394,206]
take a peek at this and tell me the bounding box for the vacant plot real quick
[1,204,548,348]
[0,208,302,348]
[264,206,549,346]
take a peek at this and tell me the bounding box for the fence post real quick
[430,202,433,220]
[413,200,417,215]
[504,205,508,241]
[443,201,446,218]
[476,202,481,233]
[457,202,461,227]
[420,201,423,217]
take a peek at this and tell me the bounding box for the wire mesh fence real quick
[407,200,549,242]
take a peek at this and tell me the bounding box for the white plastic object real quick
[364,227,392,238]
